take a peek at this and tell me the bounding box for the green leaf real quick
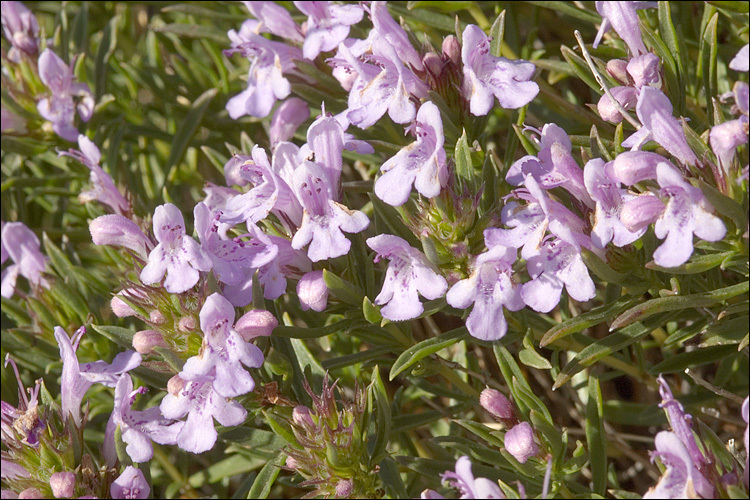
[321,346,392,371]
[454,128,475,189]
[368,367,392,467]
[610,281,749,331]
[378,457,408,499]
[153,23,229,43]
[560,45,601,95]
[272,318,364,339]
[529,1,601,23]
[322,269,365,307]
[519,330,552,369]
[698,180,748,231]
[649,344,738,374]
[701,315,749,347]
[91,325,136,350]
[246,451,286,499]
[541,296,640,347]
[94,15,118,101]
[586,376,607,496]
[698,10,719,123]
[645,251,734,274]
[161,87,218,193]
[362,296,383,324]
[389,327,468,380]
[368,193,422,249]
[489,10,505,58]
[657,2,687,115]
[706,1,749,13]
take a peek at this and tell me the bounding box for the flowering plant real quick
[2,1,748,498]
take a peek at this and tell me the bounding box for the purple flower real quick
[461,24,539,116]
[270,98,310,146]
[610,150,663,185]
[620,192,665,233]
[49,472,75,499]
[446,245,523,341]
[305,110,346,192]
[160,376,247,454]
[593,2,656,56]
[656,375,708,469]
[225,29,302,119]
[710,117,748,173]
[370,1,423,71]
[643,432,712,499]
[291,160,369,262]
[194,202,277,286]
[521,224,596,313]
[652,162,726,267]
[297,270,328,312]
[104,375,183,464]
[505,422,540,464]
[583,158,646,248]
[1,1,38,57]
[36,49,94,142]
[180,293,264,398]
[60,135,131,215]
[626,53,661,89]
[367,234,448,321]
[294,1,364,60]
[2,355,44,446]
[623,87,698,166]
[242,1,303,42]
[54,326,142,425]
[1,221,49,298]
[140,203,212,294]
[375,101,448,206]
[440,456,505,499]
[729,44,749,72]
[597,86,637,123]
[235,309,278,341]
[110,466,150,500]
[340,37,428,129]
[89,215,152,259]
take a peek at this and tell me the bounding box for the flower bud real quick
[235,309,278,341]
[111,295,136,318]
[19,489,45,499]
[597,86,637,123]
[285,455,298,469]
[620,193,665,232]
[50,471,76,498]
[223,155,252,187]
[611,151,664,185]
[178,316,196,332]
[149,310,166,325]
[293,406,315,428]
[422,52,444,77]
[505,422,539,464]
[89,215,151,258]
[627,53,661,89]
[132,330,167,354]
[167,375,185,396]
[606,59,631,86]
[442,35,460,64]
[297,271,328,312]
[270,97,310,146]
[335,479,353,498]
[480,388,515,422]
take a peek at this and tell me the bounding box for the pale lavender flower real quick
[305,109,346,191]
[223,154,253,187]
[367,234,448,321]
[610,150,664,185]
[103,374,183,464]
[140,203,212,294]
[89,215,152,259]
[1,222,49,298]
[446,245,523,341]
[294,1,364,60]
[652,162,726,267]
[441,456,505,499]
[620,192,665,233]
[593,2,656,56]
[242,1,303,41]
[49,472,75,499]
[225,29,302,119]
[375,101,448,206]
[131,330,167,355]
[291,160,369,262]
[729,44,749,72]
[54,326,142,425]
[2,356,43,446]
[623,87,698,166]
[626,53,661,89]
[370,1,423,70]
[180,293,264,398]
[340,37,428,129]
[597,86,637,123]
[743,397,748,489]
[505,422,539,464]
[194,202,277,286]
[270,97,310,146]
[235,309,278,341]
[1,1,38,57]
[110,466,150,500]
[1,105,26,133]
[160,376,247,454]
[656,375,708,468]
[521,223,596,313]
[461,24,539,116]
[710,117,748,173]
[36,49,94,142]
[583,158,646,248]
[60,135,131,215]
[297,270,328,312]
[643,431,712,499]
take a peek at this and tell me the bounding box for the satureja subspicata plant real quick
[1,1,748,498]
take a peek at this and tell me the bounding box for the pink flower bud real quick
[442,35,460,64]
[178,316,196,332]
[505,422,539,464]
[606,59,631,86]
[223,154,252,187]
[335,479,353,498]
[480,388,515,421]
[422,52,444,77]
[620,193,665,232]
[235,309,278,341]
[292,405,315,428]
[597,86,637,124]
[111,295,136,318]
[285,455,298,469]
[297,270,328,312]
[18,489,44,499]
[167,375,185,396]
[50,471,76,498]
[132,330,167,354]
[149,310,166,325]
[89,215,151,258]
